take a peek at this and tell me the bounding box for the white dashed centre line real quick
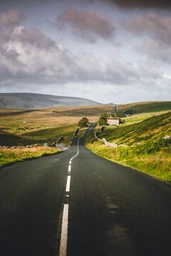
[68,165,71,174]
[59,204,69,256]
[59,127,95,256]
[65,175,71,193]
[59,137,81,256]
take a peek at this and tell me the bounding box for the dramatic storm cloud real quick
[0,0,171,103]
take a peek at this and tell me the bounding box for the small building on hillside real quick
[107,116,121,126]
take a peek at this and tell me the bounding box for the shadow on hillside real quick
[0,130,30,146]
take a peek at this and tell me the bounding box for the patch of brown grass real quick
[0,107,100,135]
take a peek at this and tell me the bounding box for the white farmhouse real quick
[107,117,121,126]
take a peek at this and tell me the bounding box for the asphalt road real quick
[0,125,171,256]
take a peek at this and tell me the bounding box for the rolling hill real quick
[0,93,100,109]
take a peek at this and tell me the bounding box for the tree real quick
[78,117,89,128]
[98,114,108,125]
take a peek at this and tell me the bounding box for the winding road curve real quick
[0,124,171,256]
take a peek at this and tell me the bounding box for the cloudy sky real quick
[0,0,171,104]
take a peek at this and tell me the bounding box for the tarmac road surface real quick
[0,125,171,256]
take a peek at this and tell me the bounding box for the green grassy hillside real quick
[87,111,171,182]
[97,111,171,146]
[118,101,171,114]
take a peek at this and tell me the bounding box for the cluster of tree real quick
[77,117,89,128]
[116,109,136,117]
[125,109,136,115]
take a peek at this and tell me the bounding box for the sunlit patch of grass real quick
[125,154,171,181]
[0,146,61,167]
[86,141,171,181]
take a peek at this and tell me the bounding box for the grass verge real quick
[86,140,171,182]
[86,111,171,182]
[0,146,61,167]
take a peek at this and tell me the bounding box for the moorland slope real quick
[0,93,100,108]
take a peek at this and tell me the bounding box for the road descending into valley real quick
[0,124,171,256]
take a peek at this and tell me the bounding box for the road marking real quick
[59,131,92,256]
[68,165,71,174]
[65,175,71,193]
[59,204,69,256]
[59,138,80,256]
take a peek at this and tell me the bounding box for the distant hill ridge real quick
[0,93,100,109]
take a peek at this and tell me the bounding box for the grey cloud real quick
[98,0,171,9]
[55,7,115,43]
[122,13,171,44]
[0,25,139,87]
[0,9,25,26]
[12,28,56,49]
[58,0,171,9]
[123,13,164,35]
[0,10,72,83]
[138,39,171,62]
[105,60,139,84]
[1,0,171,10]
[121,13,171,61]
[0,18,69,84]
[0,9,151,91]
[0,9,25,45]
